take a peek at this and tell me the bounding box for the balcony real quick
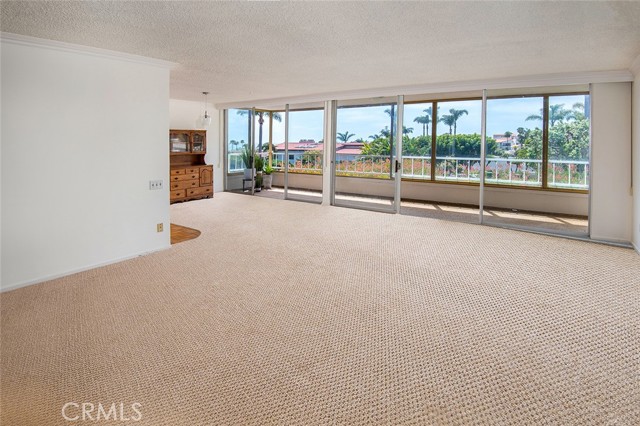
[228,152,589,190]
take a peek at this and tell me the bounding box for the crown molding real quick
[0,32,177,69]
[215,70,634,109]
[630,54,640,77]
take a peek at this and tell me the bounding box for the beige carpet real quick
[1,192,639,425]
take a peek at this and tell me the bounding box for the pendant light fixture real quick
[197,91,212,129]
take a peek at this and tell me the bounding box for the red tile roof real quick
[273,141,364,155]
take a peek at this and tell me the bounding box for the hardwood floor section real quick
[170,223,201,245]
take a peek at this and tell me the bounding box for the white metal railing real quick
[255,152,589,190]
[272,152,322,172]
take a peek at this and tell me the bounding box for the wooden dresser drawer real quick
[170,189,186,200]
[187,186,213,197]
[171,173,199,182]
[170,169,185,175]
[185,167,200,174]
[170,180,199,190]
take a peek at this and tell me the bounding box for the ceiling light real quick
[197,91,211,129]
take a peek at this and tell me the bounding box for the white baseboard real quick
[633,241,640,256]
[0,245,171,293]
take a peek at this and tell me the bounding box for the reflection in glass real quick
[402,102,433,179]
[435,100,483,183]
[192,132,205,152]
[547,95,590,190]
[226,109,250,174]
[485,97,544,187]
[336,103,397,180]
[170,132,189,153]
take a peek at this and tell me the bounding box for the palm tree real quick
[403,126,413,135]
[439,114,455,135]
[503,131,513,150]
[413,115,431,136]
[416,106,439,135]
[230,140,239,152]
[449,108,468,137]
[440,108,468,156]
[337,131,356,142]
[236,110,282,152]
[526,104,571,127]
[571,102,586,121]
[368,133,381,140]
[384,107,396,146]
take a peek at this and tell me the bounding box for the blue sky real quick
[227,94,587,148]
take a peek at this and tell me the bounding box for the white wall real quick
[632,65,640,253]
[169,99,223,193]
[1,36,172,291]
[590,82,633,243]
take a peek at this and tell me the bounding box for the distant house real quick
[493,133,519,152]
[274,140,364,162]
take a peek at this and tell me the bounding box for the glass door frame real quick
[282,104,326,204]
[223,108,254,193]
[328,95,404,214]
[479,89,592,239]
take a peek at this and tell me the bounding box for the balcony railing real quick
[233,152,589,190]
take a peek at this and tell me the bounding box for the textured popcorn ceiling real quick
[2,1,639,105]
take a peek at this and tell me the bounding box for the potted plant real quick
[241,145,255,180]
[263,164,273,189]
[254,156,264,192]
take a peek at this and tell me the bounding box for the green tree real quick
[449,109,468,137]
[526,104,572,127]
[549,118,589,161]
[439,114,455,135]
[236,110,282,152]
[413,106,438,136]
[413,114,431,137]
[515,127,543,159]
[337,131,356,142]
[403,135,431,156]
[439,108,468,156]
[361,137,390,156]
[435,134,499,157]
[571,102,586,121]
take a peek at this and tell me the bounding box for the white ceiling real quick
[2,1,639,105]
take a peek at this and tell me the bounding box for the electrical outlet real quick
[149,180,163,190]
[157,223,163,232]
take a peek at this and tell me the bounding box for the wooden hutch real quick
[169,130,213,203]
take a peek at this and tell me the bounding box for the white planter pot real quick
[263,174,273,189]
[244,168,255,179]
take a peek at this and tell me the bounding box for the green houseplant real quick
[241,145,255,180]
[254,156,264,191]
[263,164,273,189]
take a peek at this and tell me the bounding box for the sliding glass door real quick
[332,96,403,213]
[481,92,590,236]
[224,108,254,192]
[400,99,481,224]
[282,104,325,203]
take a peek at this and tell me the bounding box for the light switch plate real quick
[149,180,163,190]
